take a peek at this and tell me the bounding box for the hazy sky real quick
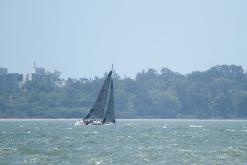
[0,0,247,78]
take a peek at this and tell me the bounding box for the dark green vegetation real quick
[0,65,247,119]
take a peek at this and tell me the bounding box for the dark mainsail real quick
[103,79,115,123]
[85,71,112,120]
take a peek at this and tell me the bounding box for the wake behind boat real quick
[75,70,116,126]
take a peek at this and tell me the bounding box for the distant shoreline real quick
[0,118,247,121]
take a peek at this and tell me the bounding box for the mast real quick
[102,78,115,123]
[103,64,115,123]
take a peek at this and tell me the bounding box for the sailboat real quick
[75,70,115,126]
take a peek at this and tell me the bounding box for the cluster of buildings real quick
[0,66,65,90]
[0,68,23,89]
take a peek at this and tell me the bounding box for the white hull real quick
[74,119,104,126]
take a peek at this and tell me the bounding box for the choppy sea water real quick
[1,119,247,165]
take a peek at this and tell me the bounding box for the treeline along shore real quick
[0,64,247,119]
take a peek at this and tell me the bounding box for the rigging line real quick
[102,77,112,120]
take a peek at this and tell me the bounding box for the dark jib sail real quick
[103,79,115,124]
[85,71,113,120]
